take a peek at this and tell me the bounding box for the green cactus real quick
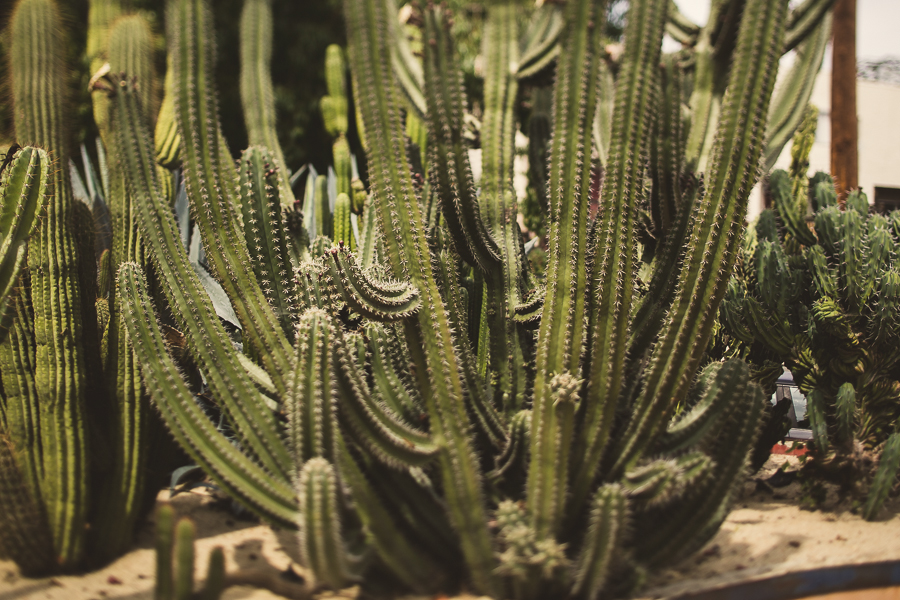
[0,0,830,592]
[0,147,51,336]
[723,166,900,517]
[5,0,93,568]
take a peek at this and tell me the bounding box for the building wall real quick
[748,72,900,220]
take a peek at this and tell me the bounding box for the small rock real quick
[735,564,746,570]
[788,540,801,548]
[248,553,258,560]
[107,576,122,585]
[49,578,63,587]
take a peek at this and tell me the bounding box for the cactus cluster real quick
[1,0,836,593]
[0,0,169,574]
[721,134,900,518]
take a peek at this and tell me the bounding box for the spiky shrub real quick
[0,0,161,573]
[722,167,900,519]
[94,0,824,595]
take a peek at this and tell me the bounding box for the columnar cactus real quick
[0,0,164,573]
[2,0,833,593]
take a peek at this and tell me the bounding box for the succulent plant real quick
[1,0,834,592]
[91,0,810,595]
[0,0,164,573]
[721,121,900,519]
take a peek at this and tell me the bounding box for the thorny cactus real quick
[1,0,835,595]
[0,0,163,573]
[722,154,900,519]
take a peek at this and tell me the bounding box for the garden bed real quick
[1,456,898,600]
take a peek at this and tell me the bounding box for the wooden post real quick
[830,0,858,203]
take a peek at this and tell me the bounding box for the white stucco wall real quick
[748,71,900,221]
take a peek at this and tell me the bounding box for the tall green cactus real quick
[65,0,817,596]
[1,0,171,574]
[6,0,92,568]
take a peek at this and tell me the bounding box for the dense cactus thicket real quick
[721,113,900,519]
[1,0,839,595]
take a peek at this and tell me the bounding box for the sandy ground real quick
[1,455,898,600]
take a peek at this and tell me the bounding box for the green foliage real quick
[2,0,834,593]
[721,134,900,517]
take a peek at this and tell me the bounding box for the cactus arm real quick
[571,484,628,600]
[613,0,789,475]
[297,458,354,590]
[322,247,421,321]
[11,0,92,566]
[331,318,439,468]
[168,0,293,393]
[627,179,700,360]
[478,0,531,412]
[771,170,817,246]
[0,148,50,321]
[516,3,564,80]
[666,0,701,45]
[862,432,900,520]
[649,58,686,241]
[654,359,749,454]
[571,0,668,518]
[422,8,502,276]
[287,309,336,464]
[526,0,605,540]
[365,323,423,420]
[109,78,293,482]
[434,249,507,448]
[333,192,352,249]
[117,262,297,524]
[334,436,445,592]
[382,0,427,119]
[240,0,295,206]
[488,409,531,492]
[155,56,182,168]
[0,288,42,496]
[173,518,196,600]
[764,11,830,171]
[345,0,497,590]
[238,146,299,335]
[783,0,835,53]
[637,378,765,566]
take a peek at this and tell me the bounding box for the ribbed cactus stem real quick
[527,0,606,539]
[345,0,497,591]
[297,458,352,589]
[571,0,668,519]
[477,0,529,412]
[90,11,156,560]
[614,0,789,474]
[238,146,298,334]
[571,485,628,600]
[287,310,336,464]
[240,0,295,205]
[0,433,54,576]
[110,77,294,489]
[0,147,50,329]
[169,0,293,393]
[11,0,91,567]
[117,261,297,523]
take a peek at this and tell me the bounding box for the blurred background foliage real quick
[0,0,625,174]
